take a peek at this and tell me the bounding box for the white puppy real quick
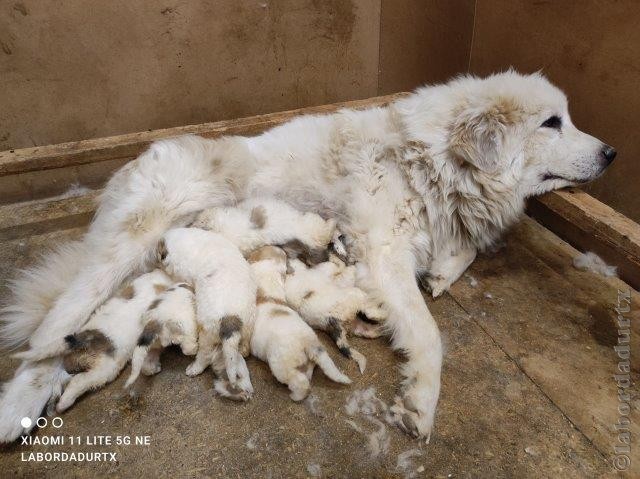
[14,269,171,412]
[191,197,342,263]
[247,246,350,401]
[124,282,198,390]
[159,227,256,399]
[285,258,387,373]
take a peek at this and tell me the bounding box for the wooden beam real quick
[528,188,640,291]
[0,93,406,177]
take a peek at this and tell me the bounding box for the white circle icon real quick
[36,417,47,428]
[52,417,63,428]
[20,417,32,428]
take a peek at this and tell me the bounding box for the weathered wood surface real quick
[529,188,640,290]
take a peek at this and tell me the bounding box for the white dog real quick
[285,257,388,373]
[124,282,198,390]
[1,71,615,441]
[192,197,340,261]
[13,270,171,412]
[159,227,256,398]
[247,246,351,401]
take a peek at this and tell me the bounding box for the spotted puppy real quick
[285,258,388,373]
[159,227,256,399]
[191,197,343,263]
[124,282,198,390]
[246,246,350,401]
[14,270,172,412]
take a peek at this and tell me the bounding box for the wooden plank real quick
[447,216,639,473]
[0,93,406,177]
[528,187,640,290]
[0,191,99,242]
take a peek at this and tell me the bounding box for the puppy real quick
[285,258,388,373]
[124,282,198,390]
[246,246,350,401]
[159,227,256,399]
[14,270,172,412]
[191,197,343,263]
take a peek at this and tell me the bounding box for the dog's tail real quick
[0,359,69,443]
[306,343,351,384]
[325,317,367,373]
[0,240,87,349]
[220,315,253,395]
[125,322,160,390]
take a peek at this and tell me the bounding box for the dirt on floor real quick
[0,219,635,478]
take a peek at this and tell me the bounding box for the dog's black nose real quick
[602,145,617,164]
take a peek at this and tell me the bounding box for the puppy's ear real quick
[450,103,512,174]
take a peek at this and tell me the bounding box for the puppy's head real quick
[442,71,615,197]
[247,246,288,278]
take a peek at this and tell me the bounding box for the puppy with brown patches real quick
[159,227,256,399]
[191,197,341,263]
[124,282,198,390]
[14,270,172,412]
[285,258,388,373]
[242,246,350,401]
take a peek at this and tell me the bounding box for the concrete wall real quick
[468,0,640,221]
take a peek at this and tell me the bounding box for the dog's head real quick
[418,71,615,197]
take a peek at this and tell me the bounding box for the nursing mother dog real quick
[0,71,616,442]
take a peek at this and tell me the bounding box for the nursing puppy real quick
[159,227,256,398]
[124,282,198,390]
[14,270,171,412]
[246,246,350,401]
[285,257,387,373]
[192,197,341,262]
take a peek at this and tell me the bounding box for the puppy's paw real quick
[185,361,206,377]
[55,396,74,414]
[142,363,161,376]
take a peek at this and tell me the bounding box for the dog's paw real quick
[55,396,74,414]
[425,275,450,298]
[389,381,438,443]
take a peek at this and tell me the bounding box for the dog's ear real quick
[450,104,511,174]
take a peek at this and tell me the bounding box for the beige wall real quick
[468,0,640,222]
[0,0,382,150]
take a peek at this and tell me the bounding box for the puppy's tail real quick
[326,317,366,373]
[12,336,72,362]
[125,321,161,390]
[306,343,351,385]
[0,240,87,349]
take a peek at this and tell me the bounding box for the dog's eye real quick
[540,115,562,129]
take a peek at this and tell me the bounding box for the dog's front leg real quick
[423,247,476,298]
[367,239,442,442]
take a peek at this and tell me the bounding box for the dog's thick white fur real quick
[13,270,171,413]
[192,197,338,256]
[160,227,256,397]
[285,257,388,373]
[0,71,614,442]
[248,246,351,401]
[124,282,198,390]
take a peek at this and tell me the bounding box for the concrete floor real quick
[0,217,637,478]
